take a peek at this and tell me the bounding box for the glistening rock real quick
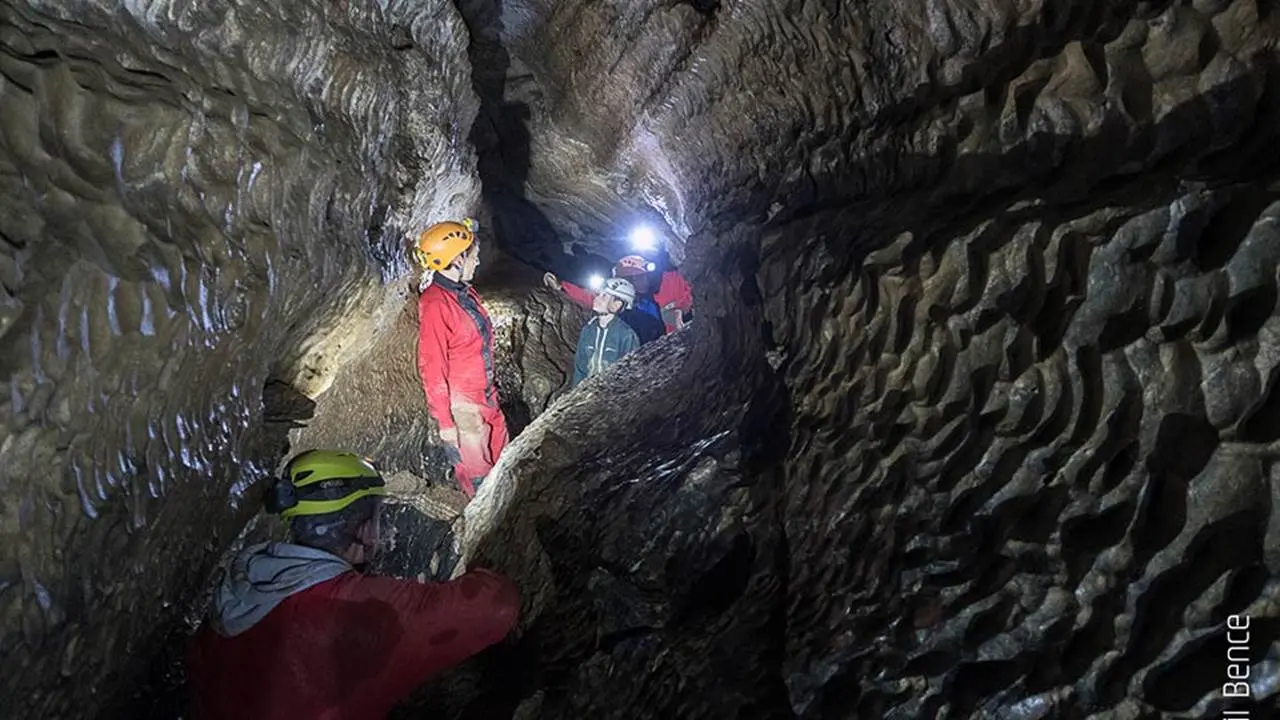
[0,0,479,715]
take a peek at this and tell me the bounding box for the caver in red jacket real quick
[562,269,693,334]
[417,274,508,497]
[188,546,519,720]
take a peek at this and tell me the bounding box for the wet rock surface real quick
[0,0,479,716]
[3,0,1280,719]
[767,190,1280,718]
[440,0,1280,717]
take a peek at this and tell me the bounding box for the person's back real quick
[187,451,520,719]
[418,277,495,402]
[189,557,517,720]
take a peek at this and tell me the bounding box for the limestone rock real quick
[0,0,480,715]
[3,0,1280,718]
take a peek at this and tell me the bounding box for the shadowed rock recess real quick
[3,1,1280,719]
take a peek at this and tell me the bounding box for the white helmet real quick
[601,277,636,309]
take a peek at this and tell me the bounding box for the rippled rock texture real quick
[449,0,1280,717]
[749,2,1280,715]
[769,187,1280,718]
[5,0,1280,718]
[0,0,480,715]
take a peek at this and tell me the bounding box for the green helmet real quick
[265,450,387,519]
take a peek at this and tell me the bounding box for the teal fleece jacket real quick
[572,316,640,386]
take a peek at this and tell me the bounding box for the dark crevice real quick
[669,533,755,628]
[1105,510,1264,708]
[1194,185,1280,270]
[680,0,719,16]
[1224,283,1278,345]
[950,659,1024,716]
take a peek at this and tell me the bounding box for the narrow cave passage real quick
[3,1,1280,719]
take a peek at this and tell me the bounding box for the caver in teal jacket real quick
[572,316,640,387]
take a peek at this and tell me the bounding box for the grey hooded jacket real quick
[210,541,352,637]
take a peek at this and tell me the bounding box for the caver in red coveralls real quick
[561,269,693,334]
[187,554,519,720]
[417,274,508,497]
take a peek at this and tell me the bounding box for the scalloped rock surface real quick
[3,0,1280,718]
[448,0,1280,718]
[0,0,479,715]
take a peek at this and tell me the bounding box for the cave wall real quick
[769,186,1280,717]
[751,2,1280,716]
[444,257,790,718]
[472,0,1280,264]
[456,0,714,268]
[453,0,1280,717]
[3,0,1280,716]
[0,1,480,716]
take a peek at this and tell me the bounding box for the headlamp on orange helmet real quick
[613,254,657,278]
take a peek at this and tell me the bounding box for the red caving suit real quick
[416,274,509,497]
[188,541,519,720]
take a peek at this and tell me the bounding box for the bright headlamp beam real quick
[629,225,657,251]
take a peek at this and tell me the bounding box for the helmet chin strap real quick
[418,268,435,292]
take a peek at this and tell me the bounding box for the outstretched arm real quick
[670,271,693,312]
[560,281,594,309]
[349,568,521,702]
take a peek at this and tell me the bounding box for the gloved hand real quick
[442,444,462,465]
[542,272,561,291]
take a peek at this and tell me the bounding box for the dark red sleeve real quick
[665,271,693,311]
[352,569,520,701]
[417,292,456,432]
[560,281,594,308]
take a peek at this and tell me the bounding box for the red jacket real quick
[188,568,519,720]
[562,270,692,333]
[417,276,499,432]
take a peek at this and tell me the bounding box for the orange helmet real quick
[412,220,475,270]
[613,254,656,277]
